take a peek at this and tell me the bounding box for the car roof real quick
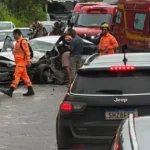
[41,21,55,25]
[0,21,13,23]
[0,30,13,32]
[30,36,60,44]
[17,27,30,29]
[82,53,150,70]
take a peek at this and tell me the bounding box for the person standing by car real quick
[1,29,35,97]
[56,29,73,83]
[98,23,118,55]
[30,19,43,38]
[69,29,83,84]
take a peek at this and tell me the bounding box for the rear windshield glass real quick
[0,32,14,41]
[21,29,32,38]
[0,23,11,30]
[71,70,150,94]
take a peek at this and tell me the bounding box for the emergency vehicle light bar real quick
[87,8,108,14]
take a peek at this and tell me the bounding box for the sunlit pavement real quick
[0,84,67,150]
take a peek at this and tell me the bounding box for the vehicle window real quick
[21,29,32,38]
[103,0,118,4]
[0,23,12,30]
[134,13,146,30]
[48,1,74,14]
[75,14,111,28]
[42,25,53,33]
[71,70,150,94]
[0,32,14,41]
[116,10,122,24]
[29,41,54,52]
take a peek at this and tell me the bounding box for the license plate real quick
[105,109,138,120]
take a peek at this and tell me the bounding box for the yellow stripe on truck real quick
[118,4,150,41]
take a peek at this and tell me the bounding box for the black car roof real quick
[81,53,150,70]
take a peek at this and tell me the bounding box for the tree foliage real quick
[0,0,47,27]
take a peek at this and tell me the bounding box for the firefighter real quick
[1,29,35,97]
[98,23,119,55]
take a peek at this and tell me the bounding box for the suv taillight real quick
[60,101,87,113]
[60,101,72,112]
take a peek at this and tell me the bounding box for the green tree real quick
[0,0,47,27]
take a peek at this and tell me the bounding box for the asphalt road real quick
[0,84,67,150]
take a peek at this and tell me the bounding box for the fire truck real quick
[113,0,150,52]
[73,5,118,43]
[71,2,108,23]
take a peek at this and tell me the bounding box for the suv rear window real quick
[71,70,150,94]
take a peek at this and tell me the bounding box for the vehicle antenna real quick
[122,44,128,66]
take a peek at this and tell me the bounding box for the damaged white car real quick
[0,35,96,84]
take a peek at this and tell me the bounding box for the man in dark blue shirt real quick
[56,29,73,83]
[69,29,83,84]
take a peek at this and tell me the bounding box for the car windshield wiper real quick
[96,89,123,94]
[77,25,88,27]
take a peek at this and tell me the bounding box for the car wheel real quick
[35,64,53,84]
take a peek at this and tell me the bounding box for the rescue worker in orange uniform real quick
[98,23,119,55]
[1,29,35,97]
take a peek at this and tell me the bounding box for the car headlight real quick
[7,63,14,67]
[84,34,87,38]
[91,35,95,39]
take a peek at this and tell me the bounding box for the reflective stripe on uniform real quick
[26,55,30,57]
[13,50,25,54]
[12,82,18,86]
[17,66,24,68]
[25,81,31,85]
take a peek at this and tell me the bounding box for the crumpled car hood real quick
[0,51,45,65]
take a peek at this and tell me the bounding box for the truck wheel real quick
[35,64,53,84]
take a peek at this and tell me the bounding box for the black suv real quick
[56,52,150,150]
[109,114,150,150]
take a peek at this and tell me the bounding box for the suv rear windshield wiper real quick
[96,89,123,94]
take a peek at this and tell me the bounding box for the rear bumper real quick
[56,118,117,149]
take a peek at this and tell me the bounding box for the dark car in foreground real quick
[109,114,149,150]
[56,52,150,150]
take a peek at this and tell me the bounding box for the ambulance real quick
[113,0,150,52]
[73,5,118,42]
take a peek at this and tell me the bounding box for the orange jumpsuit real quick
[11,37,32,88]
[98,33,119,55]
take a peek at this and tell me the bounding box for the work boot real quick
[1,87,14,97]
[23,86,35,96]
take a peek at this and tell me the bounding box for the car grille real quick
[0,62,8,67]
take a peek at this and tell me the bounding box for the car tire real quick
[35,64,53,84]
[56,115,70,150]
